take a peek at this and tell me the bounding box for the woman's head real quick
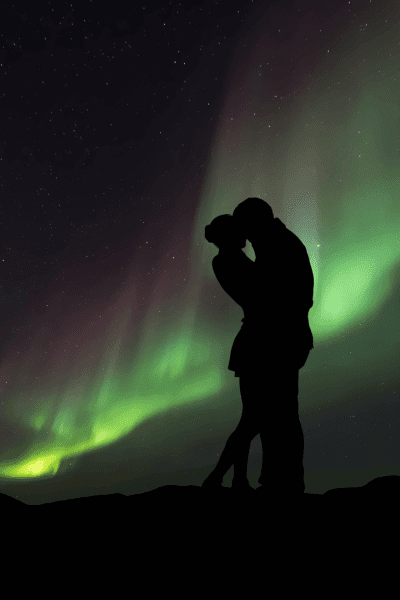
[205,214,246,250]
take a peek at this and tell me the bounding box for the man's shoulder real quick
[283,226,309,257]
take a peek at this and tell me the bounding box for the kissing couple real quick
[202,197,314,494]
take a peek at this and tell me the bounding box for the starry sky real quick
[1,0,400,504]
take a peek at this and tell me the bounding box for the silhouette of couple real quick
[202,197,314,495]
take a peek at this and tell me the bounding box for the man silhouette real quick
[202,198,314,496]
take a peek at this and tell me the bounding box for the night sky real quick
[1,0,400,504]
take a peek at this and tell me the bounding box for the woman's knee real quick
[234,420,259,440]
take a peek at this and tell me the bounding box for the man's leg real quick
[259,415,304,491]
[258,366,304,493]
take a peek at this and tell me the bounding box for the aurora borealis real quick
[1,0,400,504]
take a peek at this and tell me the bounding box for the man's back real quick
[246,218,314,358]
[256,218,313,310]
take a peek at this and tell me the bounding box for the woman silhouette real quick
[202,214,258,491]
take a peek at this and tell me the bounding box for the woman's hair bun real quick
[204,214,241,245]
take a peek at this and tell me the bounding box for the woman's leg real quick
[232,375,259,482]
[202,373,259,485]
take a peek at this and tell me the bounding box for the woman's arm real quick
[212,254,255,309]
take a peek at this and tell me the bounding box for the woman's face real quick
[216,236,246,250]
[205,220,246,249]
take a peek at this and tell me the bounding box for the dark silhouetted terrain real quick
[2,476,397,541]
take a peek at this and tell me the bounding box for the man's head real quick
[232,197,274,245]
